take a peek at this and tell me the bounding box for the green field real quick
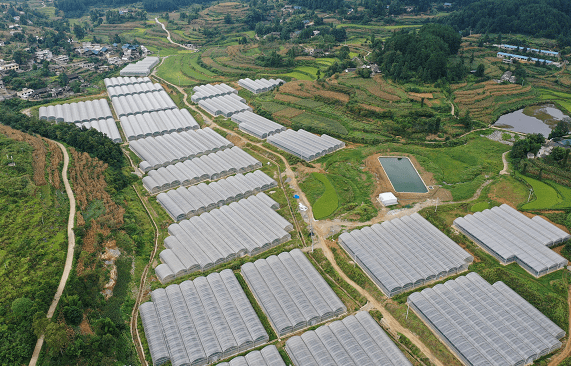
[383,135,510,200]
[283,71,314,80]
[519,174,571,209]
[156,52,221,86]
[309,173,339,219]
[539,89,571,114]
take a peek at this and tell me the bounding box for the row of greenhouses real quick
[120,110,199,141]
[408,272,565,366]
[191,83,237,103]
[338,213,473,297]
[107,81,164,98]
[241,249,346,337]
[267,129,345,161]
[156,171,278,220]
[231,111,286,139]
[156,194,292,283]
[120,56,159,76]
[140,270,269,366]
[104,76,152,87]
[142,147,261,191]
[238,78,283,94]
[285,312,412,366]
[453,204,568,277]
[129,127,233,171]
[39,99,113,123]
[198,94,253,118]
[111,90,177,117]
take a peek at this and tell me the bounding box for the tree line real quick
[442,0,571,43]
[0,106,129,192]
[371,24,462,83]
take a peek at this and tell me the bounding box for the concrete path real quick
[500,151,510,175]
[29,141,76,366]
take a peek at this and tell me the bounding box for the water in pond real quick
[493,104,569,137]
[378,157,428,193]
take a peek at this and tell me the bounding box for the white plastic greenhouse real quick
[242,249,346,337]
[267,129,344,161]
[111,90,177,117]
[39,99,113,122]
[38,100,122,143]
[198,94,252,117]
[78,118,123,143]
[285,311,412,366]
[120,57,159,76]
[453,204,569,277]
[140,270,269,366]
[155,195,292,283]
[217,345,285,366]
[338,213,473,298]
[129,127,233,170]
[142,147,261,189]
[408,272,566,366]
[191,83,237,103]
[230,111,286,139]
[238,78,284,94]
[120,109,199,140]
[157,172,278,220]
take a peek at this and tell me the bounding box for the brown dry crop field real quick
[274,107,305,118]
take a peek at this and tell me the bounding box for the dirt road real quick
[500,151,510,175]
[29,141,76,366]
[129,186,160,366]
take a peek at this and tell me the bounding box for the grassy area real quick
[308,148,378,222]
[302,173,339,220]
[382,135,510,200]
[518,173,571,210]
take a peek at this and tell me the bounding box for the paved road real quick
[29,141,76,366]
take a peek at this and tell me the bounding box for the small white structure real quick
[378,192,398,206]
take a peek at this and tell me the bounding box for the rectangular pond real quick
[378,157,428,193]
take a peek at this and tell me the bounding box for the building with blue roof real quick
[499,44,559,57]
[497,52,555,65]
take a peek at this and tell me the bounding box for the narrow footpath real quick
[129,186,160,366]
[29,141,76,366]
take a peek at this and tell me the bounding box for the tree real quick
[460,111,473,130]
[548,119,570,140]
[356,67,372,78]
[113,33,122,44]
[70,81,81,93]
[338,46,350,60]
[11,298,33,320]
[44,322,68,355]
[63,306,83,326]
[475,63,485,77]
[58,72,69,87]
[551,146,566,161]
[73,24,85,40]
[316,69,321,79]
[224,14,233,24]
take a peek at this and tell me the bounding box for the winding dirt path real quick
[154,18,192,50]
[29,141,76,366]
[129,186,160,366]
[314,229,445,366]
[500,151,510,175]
[548,288,571,365]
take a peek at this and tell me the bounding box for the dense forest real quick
[443,0,571,44]
[55,0,209,16]
[372,24,463,83]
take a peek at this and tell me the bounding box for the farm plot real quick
[453,80,539,124]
